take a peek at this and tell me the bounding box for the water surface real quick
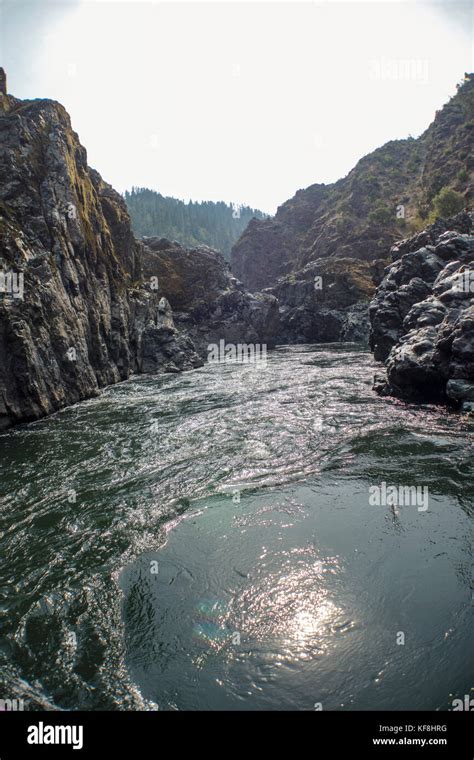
[0,345,472,709]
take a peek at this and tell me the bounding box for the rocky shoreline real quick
[369,212,474,410]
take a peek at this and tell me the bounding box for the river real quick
[0,344,472,710]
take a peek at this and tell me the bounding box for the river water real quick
[0,344,472,710]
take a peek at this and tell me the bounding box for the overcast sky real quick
[1,0,472,213]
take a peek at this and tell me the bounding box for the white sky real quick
[1,0,473,213]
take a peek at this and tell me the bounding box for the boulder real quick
[370,216,474,407]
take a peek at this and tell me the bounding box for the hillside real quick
[125,187,267,259]
[232,74,474,292]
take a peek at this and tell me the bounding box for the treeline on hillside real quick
[124,187,269,259]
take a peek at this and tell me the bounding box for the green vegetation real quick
[124,187,268,259]
[431,186,465,219]
[406,216,427,234]
[368,204,393,225]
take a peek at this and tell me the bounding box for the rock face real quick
[138,297,202,374]
[369,213,473,361]
[268,257,376,344]
[0,68,6,97]
[231,185,330,291]
[0,74,275,428]
[140,237,280,357]
[0,87,163,428]
[369,212,474,408]
[231,75,474,295]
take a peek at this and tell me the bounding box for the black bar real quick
[0,710,472,758]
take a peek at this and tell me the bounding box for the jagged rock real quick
[383,326,447,401]
[341,302,372,342]
[156,297,175,330]
[369,216,474,405]
[369,236,454,361]
[0,83,202,428]
[140,297,202,374]
[446,378,474,401]
[389,212,473,261]
[231,186,329,291]
[140,237,280,357]
[0,67,6,97]
[268,257,374,344]
[371,258,389,287]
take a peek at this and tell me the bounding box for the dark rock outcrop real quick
[0,85,185,429]
[389,212,473,262]
[140,237,280,357]
[369,213,474,408]
[231,185,330,291]
[268,257,376,344]
[138,297,202,373]
[369,212,473,361]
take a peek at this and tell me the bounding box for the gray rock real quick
[370,218,474,407]
[446,378,474,401]
[268,257,374,345]
[0,90,209,427]
[140,237,280,357]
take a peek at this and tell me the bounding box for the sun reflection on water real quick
[237,553,346,660]
[290,598,340,642]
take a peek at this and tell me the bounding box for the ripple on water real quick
[0,345,472,709]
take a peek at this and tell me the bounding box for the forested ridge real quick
[124,187,268,259]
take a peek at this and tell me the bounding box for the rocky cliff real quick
[140,237,279,357]
[0,72,277,428]
[232,74,474,297]
[267,257,377,344]
[369,211,474,409]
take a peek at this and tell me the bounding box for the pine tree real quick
[124,188,268,260]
